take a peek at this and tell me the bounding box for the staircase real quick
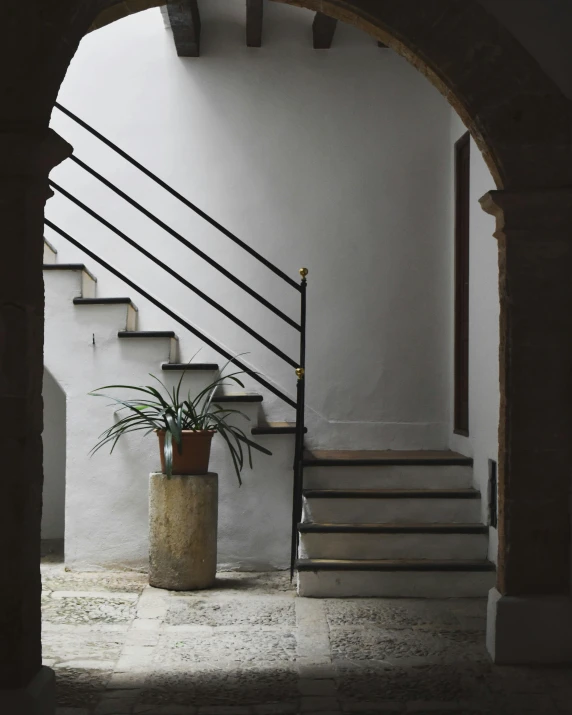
[297,450,495,597]
[43,239,294,437]
[44,104,495,590]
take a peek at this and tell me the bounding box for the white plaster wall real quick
[42,368,66,540]
[449,114,500,564]
[47,0,455,451]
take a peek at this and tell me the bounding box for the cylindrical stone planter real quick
[149,472,218,590]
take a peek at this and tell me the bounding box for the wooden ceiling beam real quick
[167,0,201,57]
[246,0,264,48]
[312,12,337,49]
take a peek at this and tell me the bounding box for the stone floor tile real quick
[252,704,298,714]
[56,709,90,715]
[405,703,472,712]
[197,707,252,714]
[298,679,337,696]
[341,700,405,712]
[167,595,295,629]
[95,700,135,715]
[325,601,462,632]
[300,695,340,711]
[153,631,297,666]
[133,618,162,630]
[108,671,149,689]
[101,689,143,702]
[329,629,488,664]
[44,594,137,626]
[141,666,299,707]
[297,661,336,680]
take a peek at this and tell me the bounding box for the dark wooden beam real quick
[167,0,201,57]
[312,12,337,49]
[246,0,264,48]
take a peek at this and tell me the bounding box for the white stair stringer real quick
[43,246,296,572]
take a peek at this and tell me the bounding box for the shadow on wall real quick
[42,367,66,548]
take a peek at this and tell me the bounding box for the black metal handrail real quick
[49,180,298,368]
[45,219,298,410]
[48,104,308,576]
[67,155,300,330]
[54,103,300,290]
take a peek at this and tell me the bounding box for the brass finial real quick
[295,367,305,379]
[299,267,308,279]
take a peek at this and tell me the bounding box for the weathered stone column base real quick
[487,587,572,664]
[149,472,218,591]
[0,667,55,715]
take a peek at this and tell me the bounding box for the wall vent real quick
[488,459,498,528]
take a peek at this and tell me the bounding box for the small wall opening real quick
[42,367,67,557]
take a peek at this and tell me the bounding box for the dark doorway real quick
[454,132,470,436]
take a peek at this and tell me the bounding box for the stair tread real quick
[44,263,97,281]
[162,363,219,371]
[213,393,263,403]
[303,488,480,499]
[43,238,58,254]
[252,422,308,435]
[74,297,134,306]
[298,522,488,534]
[304,449,472,467]
[296,558,495,572]
[118,331,176,338]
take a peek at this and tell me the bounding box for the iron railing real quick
[47,104,307,576]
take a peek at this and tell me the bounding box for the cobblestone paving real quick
[42,561,572,715]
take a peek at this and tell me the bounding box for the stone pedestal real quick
[0,667,55,715]
[149,472,218,590]
[487,588,572,664]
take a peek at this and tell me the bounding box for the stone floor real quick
[42,556,572,715]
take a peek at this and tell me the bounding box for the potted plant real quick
[89,358,272,591]
[89,358,271,483]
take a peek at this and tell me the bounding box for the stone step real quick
[43,238,58,264]
[297,558,496,598]
[303,450,473,490]
[302,489,482,524]
[73,297,138,331]
[298,522,488,560]
[118,331,179,363]
[44,263,97,299]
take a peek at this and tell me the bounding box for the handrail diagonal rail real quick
[49,180,299,368]
[45,218,298,410]
[63,157,301,330]
[49,103,308,577]
[54,102,300,291]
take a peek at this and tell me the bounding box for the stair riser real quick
[304,465,472,490]
[118,336,178,363]
[43,242,57,264]
[297,569,495,598]
[159,370,219,397]
[74,303,137,332]
[303,497,481,524]
[81,272,97,300]
[299,532,488,560]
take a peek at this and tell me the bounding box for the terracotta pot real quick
[156,430,216,475]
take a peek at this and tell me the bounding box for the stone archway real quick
[0,1,571,708]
